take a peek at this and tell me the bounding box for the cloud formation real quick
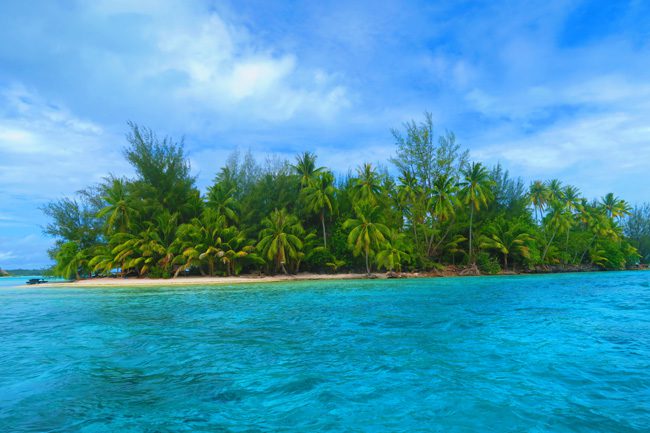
[0,0,649,268]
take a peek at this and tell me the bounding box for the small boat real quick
[26,278,48,285]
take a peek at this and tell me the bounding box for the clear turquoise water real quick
[1,272,649,432]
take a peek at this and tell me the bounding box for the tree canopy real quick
[43,117,643,280]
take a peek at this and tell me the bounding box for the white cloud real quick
[0,84,122,198]
[84,3,352,123]
[0,251,16,261]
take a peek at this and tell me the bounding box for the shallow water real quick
[1,272,649,432]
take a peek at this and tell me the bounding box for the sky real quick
[1,0,649,269]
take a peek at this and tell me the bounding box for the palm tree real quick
[88,245,118,276]
[546,179,564,202]
[53,242,88,279]
[111,212,178,277]
[97,177,137,234]
[601,193,632,220]
[206,183,239,225]
[217,225,256,276]
[343,204,390,274]
[428,173,459,256]
[376,229,411,272]
[301,171,335,248]
[292,151,324,187]
[479,218,533,270]
[459,162,493,263]
[529,180,549,224]
[397,168,423,248]
[541,201,572,263]
[352,163,382,205]
[257,208,304,274]
[176,209,226,276]
[563,185,581,213]
[561,185,581,262]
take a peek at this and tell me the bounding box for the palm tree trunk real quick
[542,228,558,262]
[365,249,370,275]
[565,230,570,264]
[431,219,454,258]
[412,222,419,251]
[321,209,327,249]
[580,234,598,264]
[469,206,474,264]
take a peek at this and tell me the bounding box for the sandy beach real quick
[36,273,384,288]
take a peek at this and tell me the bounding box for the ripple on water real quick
[1,272,649,432]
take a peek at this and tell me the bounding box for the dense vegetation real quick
[42,115,647,280]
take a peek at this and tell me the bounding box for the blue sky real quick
[1,0,649,268]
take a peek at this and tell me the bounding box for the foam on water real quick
[1,272,649,432]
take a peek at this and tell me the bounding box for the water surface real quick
[1,272,649,432]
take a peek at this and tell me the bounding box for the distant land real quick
[2,269,48,277]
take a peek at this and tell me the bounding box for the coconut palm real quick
[97,177,138,234]
[459,162,494,263]
[257,208,304,274]
[352,163,382,205]
[601,193,632,220]
[53,242,88,279]
[217,225,256,276]
[397,168,424,250]
[428,173,459,256]
[529,180,549,224]
[542,201,573,262]
[343,204,390,274]
[206,183,239,225]
[479,218,533,270]
[563,185,581,213]
[546,179,564,202]
[301,171,335,248]
[376,229,411,272]
[292,151,324,188]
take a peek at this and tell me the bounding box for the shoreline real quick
[30,266,648,288]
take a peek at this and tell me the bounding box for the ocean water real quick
[1,272,649,432]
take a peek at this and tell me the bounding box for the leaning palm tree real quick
[53,242,88,280]
[343,204,390,274]
[459,162,494,264]
[292,151,324,188]
[301,171,335,248]
[376,229,411,272]
[257,208,304,274]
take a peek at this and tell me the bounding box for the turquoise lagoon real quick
[1,272,649,432]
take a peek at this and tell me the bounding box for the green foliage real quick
[624,204,650,263]
[52,242,88,279]
[476,252,501,275]
[343,203,390,274]
[41,116,641,280]
[257,208,304,274]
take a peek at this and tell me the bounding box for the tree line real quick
[42,115,649,279]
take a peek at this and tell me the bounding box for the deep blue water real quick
[1,272,649,432]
